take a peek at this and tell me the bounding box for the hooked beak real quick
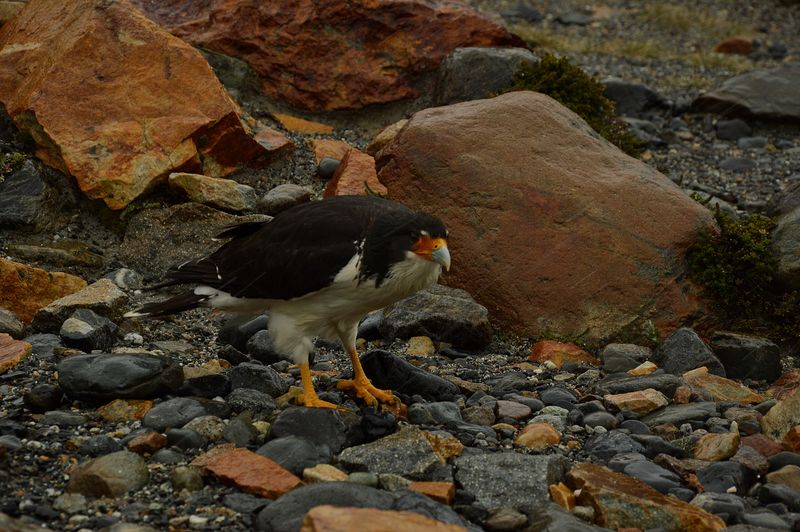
[431,244,451,271]
[413,236,451,271]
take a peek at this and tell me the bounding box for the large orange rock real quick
[376,91,715,345]
[0,0,268,209]
[0,257,86,324]
[131,0,525,111]
[567,463,725,531]
[323,149,388,198]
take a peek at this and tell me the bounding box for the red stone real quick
[529,340,599,368]
[301,506,466,532]
[0,333,31,374]
[0,0,267,209]
[127,432,167,454]
[713,36,754,55]
[205,448,301,499]
[376,92,714,344]
[783,426,800,452]
[740,434,786,457]
[407,481,455,505]
[323,148,387,198]
[132,0,524,111]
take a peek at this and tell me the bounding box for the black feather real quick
[130,292,207,317]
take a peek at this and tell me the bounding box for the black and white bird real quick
[125,195,450,408]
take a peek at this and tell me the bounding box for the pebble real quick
[170,466,204,492]
[165,428,208,450]
[338,426,442,478]
[67,451,149,498]
[360,350,459,401]
[227,362,288,397]
[515,422,561,449]
[59,308,118,352]
[182,415,226,441]
[257,435,330,476]
[0,307,24,338]
[23,383,64,413]
[143,397,211,432]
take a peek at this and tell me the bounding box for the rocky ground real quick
[2,0,800,531]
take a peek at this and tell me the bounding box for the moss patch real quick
[687,210,800,340]
[507,54,645,157]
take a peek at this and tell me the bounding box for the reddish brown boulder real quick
[0,258,87,324]
[131,0,525,111]
[0,0,267,209]
[377,91,715,345]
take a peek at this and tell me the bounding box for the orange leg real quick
[297,362,337,409]
[337,348,397,407]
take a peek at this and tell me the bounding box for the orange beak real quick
[413,236,450,271]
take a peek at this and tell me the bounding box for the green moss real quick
[508,54,645,157]
[686,210,800,339]
[0,151,26,177]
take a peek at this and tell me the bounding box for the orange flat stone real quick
[408,481,455,505]
[0,333,31,374]
[515,422,561,449]
[300,505,466,532]
[205,447,301,499]
[127,431,167,454]
[190,443,238,468]
[423,431,465,461]
[310,138,352,164]
[274,113,334,134]
[322,148,387,198]
[254,126,294,159]
[529,340,599,368]
[683,367,765,404]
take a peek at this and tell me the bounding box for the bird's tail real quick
[124,291,207,318]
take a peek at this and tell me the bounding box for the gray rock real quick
[380,285,492,350]
[357,311,384,341]
[0,435,22,452]
[527,503,607,531]
[584,430,646,461]
[774,205,800,288]
[540,387,577,407]
[697,460,751,494]
[739,511,792,530]
[583,411,618,430]
[720,157,757,172]
[602,78,670,117]
[165,428,207,451]
[57,353,183,402]
[407,401,463,426]
[182,415,226,442]
[23,333,63,359]
[225,387,276,419]
[52,493,87,514]
[257,183,311,215]
[103,268,143,290]
[79,435,123,457]
[67,451,148,498]
[0,159,68,231]
[23,383,63,413]
[217,313,268,353]
[484,506,529,531]
[270,407,358,455]
[710,331,782,382]
[317,157,340,180]
[623,460,682,493]
[758,483,800,512]
[692,63,800,122]
[715,118,753,140]
[608,452,648,472]
[738,136,768,149]
[599,343,652,373]
[0,307,24,338]
[223,415,260,446]
[361,350,459,401]
[591,372,684,398]
[254,481,474,532]
[337,426,441,479]
[60,308,118,352]
[454,452,568,514]
[653,327,725,376]
[33,279,127,332]
[245,329,285,365]
[461,405,496,426]
[227,362,288,397]
[257,435,330,476]
[7,241,103,268]
[691,491,747,518]
[143,398,211,432]
[435,47,538,106]
[170,466,204,492]
[641,402,718,427]
[41,410,88,427]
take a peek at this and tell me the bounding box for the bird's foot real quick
[337,376,397,408]
[296,390,338,409]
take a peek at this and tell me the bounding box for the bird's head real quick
[408,214,450,271]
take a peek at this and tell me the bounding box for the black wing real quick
[158,196,417,300]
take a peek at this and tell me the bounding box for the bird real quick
[125,195,450,409]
